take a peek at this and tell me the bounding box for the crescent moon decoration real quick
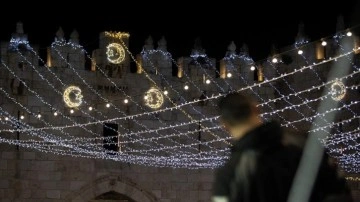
[330,80,346,101]
[63,86,83,108]
[144,88,164,109]
[106,43,126,64]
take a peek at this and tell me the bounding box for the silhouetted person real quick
[212,92,352,202]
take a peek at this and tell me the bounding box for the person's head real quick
[218,92,262,139]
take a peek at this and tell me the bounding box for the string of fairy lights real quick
[0,26,359,169]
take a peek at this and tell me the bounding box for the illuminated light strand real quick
[222,57,271,122]
[265,58,331,131]
[324,128,360,145]
[345,177,360,181]
[0,107,105,155]
[140,50,222,147]
[323,129,360,146]
[0,31,358,167]
[3,129,231,167]
[295,44,359,164]
[225,57,296,129]
[118,39,231,145]
[131,49,357,119]
[309,116,360,133]
[139,49,221,140]
[16,50,111,137]
[9,37,32,51]
[79,46,217,152]
[8,48,168,155]
[141,49,214,106]
[0,75,80,143]
[28,126,223,146]
[53,43,215,154]
[281,100,359,127]
[51,43,202,155]
[31,36,357,123]
[22,48,170,155]
[123,39,354,145]
[5,65,359,133]
[4,38,360,147]
[261,83,359,117]
[191,57,226,92]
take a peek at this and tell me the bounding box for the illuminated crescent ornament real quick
[63,86,83,108]
[144,88,164,109]
[330,80,346,101]
[106,43,125,64]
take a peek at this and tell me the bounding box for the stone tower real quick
[93,31,130,78]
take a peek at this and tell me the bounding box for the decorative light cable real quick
[6,60,359,134]
[51,42,213,154]
[21,47,168,154]
[51,44,214,156]
[118,39,230,144]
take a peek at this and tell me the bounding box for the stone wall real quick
[0,149,214,202]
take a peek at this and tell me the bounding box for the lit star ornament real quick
[106,43,125,64]
[63,86,83,108]
[144,88,164,109]
[330,80,346,101]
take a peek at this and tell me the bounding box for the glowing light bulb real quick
[53,112,58,116]
[88,106,93,111]
[298,50,303,55]
[184,85,189,90]
[124,99,129,104]
[250,66,256,71]
[70,109,74,114]
[20,115,24,120]
[321,41,327,46]
[227,72,232,78]
[347,31,352,36]
[205,79,211,84]
[5,117,9,121]
[163,90,168,95]
[144,95,148,100]
[106,103,110,108]
[272,58,278,63]
[37,113,41,118]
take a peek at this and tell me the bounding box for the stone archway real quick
[66,175,157,202]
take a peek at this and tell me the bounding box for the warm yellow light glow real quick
[331,80,346,101]
[104,31,130,39]
[250,66,256,71]
[124,99,129,104]
[106,43,126,64]
[205,79,211,84]
[88,106,93,111]
[70,109,74,114]
[184,85,189,90]
[272,58,278,63]
[63,86,83,108]
[164,90,168,95]
[106,103,111,108]
[227,72,232,78]
[54,112,58,116]
[321,41,327,46]
[144,88,164,109]
[4,117,8,121]
[20,115,24,120]
[347,31,352,37]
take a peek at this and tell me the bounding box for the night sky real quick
[1,1,359,61]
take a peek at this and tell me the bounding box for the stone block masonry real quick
[0,150,215,202]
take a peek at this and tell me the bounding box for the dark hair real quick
[218,92,256,126]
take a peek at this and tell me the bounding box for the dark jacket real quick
[212,121,352,202]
